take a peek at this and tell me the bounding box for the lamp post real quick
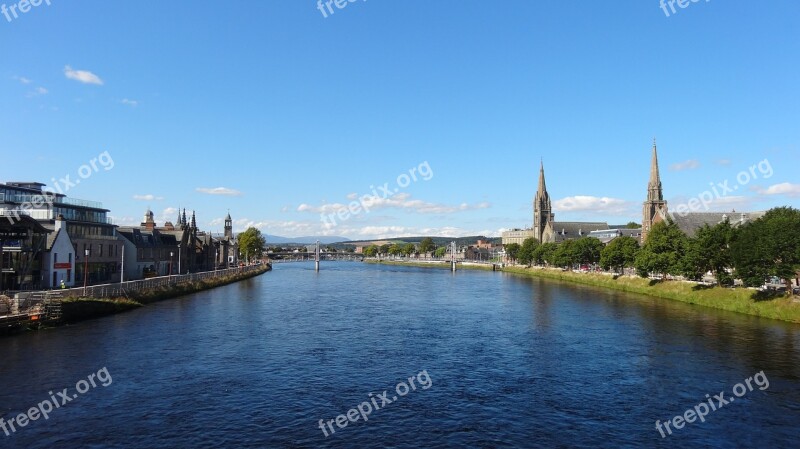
[215,249,218,272]
[177,243,181,275]
[83,248,90,296]
[169,251,174,278]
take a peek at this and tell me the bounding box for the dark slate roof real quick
[117,228,177,248]
[668,211,766,237]
[551,222,609,242]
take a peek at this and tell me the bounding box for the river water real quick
[1,262,799,448]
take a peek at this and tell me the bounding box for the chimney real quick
[55,214,65,231]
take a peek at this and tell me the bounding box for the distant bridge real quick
[267,252,364,263]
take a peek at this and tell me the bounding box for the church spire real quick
[647,139,663,202]
[642,139,668,242]
[533,159,553,242]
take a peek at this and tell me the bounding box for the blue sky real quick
[1,0,798,240]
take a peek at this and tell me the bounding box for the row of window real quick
[72,243,119,258]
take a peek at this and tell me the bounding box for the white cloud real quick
[553,196,632,215]
[297,192,490,216]
[121,98,138,107]
[26,87,48,97]
[14,76,32,84]
[213,216,501,240]
[717,159,732,166]
[64,65,104,85]
[669,159,701,171]
[133,194,164,201]
[196,187,243,196]
[760,182,800,197]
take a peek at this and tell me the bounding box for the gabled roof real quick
[551,221,609,242]
[668,211,766,237]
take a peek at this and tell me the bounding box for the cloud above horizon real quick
[133,194,164,201]
[669,159,701,171]
[64,65,104,85]
[553,196,632,216]
[196,187,243,196]
[297,192,490,216]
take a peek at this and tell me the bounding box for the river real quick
[1,262,798,448]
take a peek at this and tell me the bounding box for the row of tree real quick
[505,207,800,292]
[363,237,448,258]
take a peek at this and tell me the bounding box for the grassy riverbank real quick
[366,259,800,324]
[505,267,800,324]
[54,265,271,326]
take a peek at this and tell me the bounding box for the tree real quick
[731,207,800,293]
[402,243,416,257]
[600,236,639,273]
[552,239,579,269]
[364,245,379,257]
[573,237,604,266]
[518,238,539,266]
[625,221,641,229]
[379,244,391,256]
[533,242,558,266]
[419,237,435,255]
[504,243,521,263]
[388,244,402,256]
[634,221,688,279]
[693,221,735,285]
[434,246,447,258]
[238,227,266,260]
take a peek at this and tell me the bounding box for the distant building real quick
[501,229,535,246]
[588,228,642,244]
[118,208,238,280]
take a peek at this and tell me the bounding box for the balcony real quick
[56,197,104,209]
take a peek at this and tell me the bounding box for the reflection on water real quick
[0,262,798,448]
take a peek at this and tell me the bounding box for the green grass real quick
[501,266,800,324]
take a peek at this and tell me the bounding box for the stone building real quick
[642,140,669,242]
[502,162,608,245]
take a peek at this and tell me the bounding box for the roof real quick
[588,228,643,244]
[117,227,178,248]
[668,211,766,237]
[551,221,609,242]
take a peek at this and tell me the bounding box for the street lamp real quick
[169,251,174,278]
[215,249,218,272]
[83,248,90,296]
[177,243,181,275]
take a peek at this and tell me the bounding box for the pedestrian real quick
[60,279,66,289]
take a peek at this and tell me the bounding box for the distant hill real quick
[265,235,350,245]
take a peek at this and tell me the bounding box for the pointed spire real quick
[647,139,663,201]
[538,159,547,194]
[177,208,182,225]
[182,208,187,226]
[226,209,232,221]
[190,210,196,229]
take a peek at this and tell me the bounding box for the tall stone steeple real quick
[642,139,668,242]
[533,160,554,242]
[224,211,233,240]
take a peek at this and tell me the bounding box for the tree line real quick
[504,207,800,293]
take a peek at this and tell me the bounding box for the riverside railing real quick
[16,265,266,301]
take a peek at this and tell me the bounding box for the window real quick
[99,244,104,257]
[69,253,72,264]
[54,253,58,263]
[67,269,71,282]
